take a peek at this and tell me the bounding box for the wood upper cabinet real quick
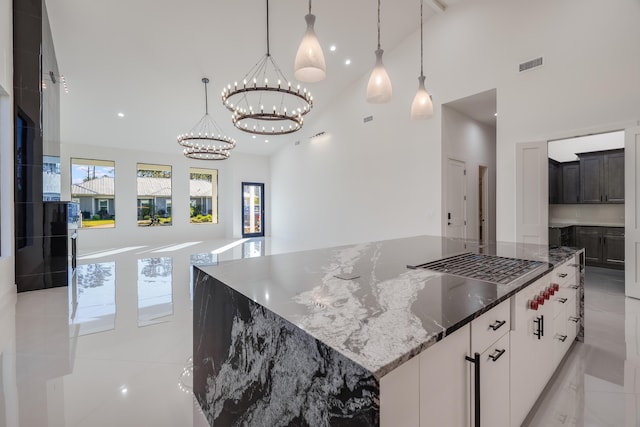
[579,154,603,203]
[579,149,624,204]
[561,162,580,204]
[549,159,562,204]
[604,151,625,203]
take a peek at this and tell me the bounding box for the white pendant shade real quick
[366,49,392,103]
[294,14,326,83]
[411,75,433,120]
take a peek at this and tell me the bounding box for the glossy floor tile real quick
[0,241,635,426]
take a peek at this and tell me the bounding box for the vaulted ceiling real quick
[46,0,464,156]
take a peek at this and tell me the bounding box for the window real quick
[137,163,172,226]
[71,158,116,228]
[189,167,218,224]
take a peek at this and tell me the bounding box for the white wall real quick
[61,143,270,251]
[0,0,15,304]
[271,0,640,246]
[442,106,496,242]
[548,131,625,163]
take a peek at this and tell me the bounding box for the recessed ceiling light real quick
[345,59,351,66]
[252,135,256,139]
[494,113,498,117]
[330,45,337,52]
[117,112,125,118]
[121,387,128,394]
[265,139,269,143]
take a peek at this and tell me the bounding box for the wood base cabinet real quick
[576,226,624,268]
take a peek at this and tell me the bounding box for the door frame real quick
[445,157,467,239]
[478,165,489,243]
[241,182,265,238]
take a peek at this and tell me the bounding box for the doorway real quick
[446,158,467,239]
[242,182,264,238]
[479,165,489,243]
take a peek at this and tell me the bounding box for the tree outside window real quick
[137,163,172,226]
[189,168,218,224]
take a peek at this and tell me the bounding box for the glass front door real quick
[242,182,264,237]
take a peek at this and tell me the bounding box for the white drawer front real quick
[472,299,510,354]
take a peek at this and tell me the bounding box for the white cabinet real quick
[380,355,420,426]
[418,324,471,427]
[478,332,510,427]
[510,275,554,427]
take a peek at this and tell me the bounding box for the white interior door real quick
[516,141,548,245]
[446,158,467,239]
[625,127,640,299]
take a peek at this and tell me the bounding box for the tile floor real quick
[0,240,633,426]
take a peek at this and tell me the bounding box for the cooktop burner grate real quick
[409,252,546,285]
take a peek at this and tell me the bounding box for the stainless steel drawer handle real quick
[488,348,506,362]
[569,317,580,323]
[557,334,568,342]
[489,320,506,331]
[558,298,568,304]
[557,273,568,278]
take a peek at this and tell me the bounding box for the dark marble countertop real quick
[197,235,581,379]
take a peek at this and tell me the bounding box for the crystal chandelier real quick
[410,0,434,120]
[366,0,392,103]
[222,0,313,136]
[178,78,236,160]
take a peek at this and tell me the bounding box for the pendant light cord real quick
[308,0,312,14]
[420,0,424,76]
[377,0,381,50]
[266,0,271,56]
[203,78,209,115]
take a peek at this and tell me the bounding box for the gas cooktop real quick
[408,252,546,285]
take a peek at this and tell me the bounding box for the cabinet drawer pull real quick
[488,348,506,362]
[569,285,579,290]
[465,353,481,427]
[557,334,568,342]
[569,317,580,323]
[558,298,568,304]
[557,273,568,278]
[489,320,506,331]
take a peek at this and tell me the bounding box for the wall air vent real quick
[519,57,543,73]
[363,115,373,123]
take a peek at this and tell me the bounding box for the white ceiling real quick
[445,89,497,127]
[45,0,465,157]
[548,131,625,163]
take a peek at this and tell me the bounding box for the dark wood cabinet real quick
[549,159,562,204]
[561,162,580,204]
[603,227,625,266]
[575,226,624,269]
[576,226,602,264]
[580,154,603,203]
[579,149,624,204]
[604,151,625,203]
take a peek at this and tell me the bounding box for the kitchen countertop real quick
[197,236,581,379]
[549,222,624,228]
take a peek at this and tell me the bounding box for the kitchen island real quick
[193,236,584,426]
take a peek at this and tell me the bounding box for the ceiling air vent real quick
[519,56,543,73]
[363,115,373,123]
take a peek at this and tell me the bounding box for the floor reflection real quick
[137,257,173,326]
[70,262,116,336]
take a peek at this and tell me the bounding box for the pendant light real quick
[222,0,313,136]
[178,78,236,160]
[366,0,392,103]
[294,0,326,83]
[410,0,434,120]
